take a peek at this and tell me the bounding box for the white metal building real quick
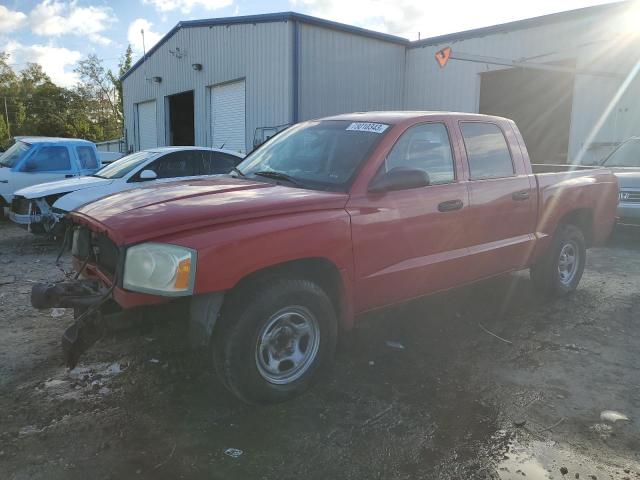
[122,2,640,164]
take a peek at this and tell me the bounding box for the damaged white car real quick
[9,146,244,234]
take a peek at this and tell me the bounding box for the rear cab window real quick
[76,146,99,169]
[460,122,515,180]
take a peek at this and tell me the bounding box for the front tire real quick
[530,224,586,297]
[213,277,337,404]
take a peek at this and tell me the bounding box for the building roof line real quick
[120,11,409,81]
[409,0,630,48]
[120,1,631,81]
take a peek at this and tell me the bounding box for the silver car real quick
[602,137,640,226]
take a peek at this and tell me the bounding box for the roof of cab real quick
[16,136,95,145]
[319,111,511,124]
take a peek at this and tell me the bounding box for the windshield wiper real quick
[253,170,303,187]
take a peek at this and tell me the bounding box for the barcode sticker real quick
[346,122,389,134]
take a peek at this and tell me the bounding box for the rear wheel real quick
[213,277,337,404]
[530,224,586,297]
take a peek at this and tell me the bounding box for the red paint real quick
[70,112,618,328]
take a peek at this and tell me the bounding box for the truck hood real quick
[14,176,114,199]
[70,177,350,245]
[613,170,640,189]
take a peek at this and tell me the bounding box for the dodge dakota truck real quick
[31,112,619,404]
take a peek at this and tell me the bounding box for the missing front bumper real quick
[31,279,138,368]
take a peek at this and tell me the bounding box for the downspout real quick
[292,20,300,123]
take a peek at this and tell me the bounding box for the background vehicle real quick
[0,137,101,218]
[10,147,244,234]
[32,112,618,405]
[97,151,125,165]
[600,137,640,226]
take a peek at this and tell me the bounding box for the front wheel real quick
[213,278,337,404]
[530,224,586,297]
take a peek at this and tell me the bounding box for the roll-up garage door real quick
[137,100,157,150]
[210,80,246,154]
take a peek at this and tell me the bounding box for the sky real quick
[0,0,620,87]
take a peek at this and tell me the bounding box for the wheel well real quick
[559,209,594,246]
[228,258,346,326]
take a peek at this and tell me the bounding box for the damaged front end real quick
[31,223,221,368]
[31,279,116,368]
[31,223,129,368]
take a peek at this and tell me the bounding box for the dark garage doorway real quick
[479,67,575,164]
[167,90,195,146]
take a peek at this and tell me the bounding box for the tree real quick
[0,47,130,146]
[108,44,133,123]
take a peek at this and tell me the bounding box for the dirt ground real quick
[0,220,639,480]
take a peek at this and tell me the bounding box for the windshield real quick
[0,141,32,168]
[602,139,640,168]
[93,151,155,179]
[237,120,388,190]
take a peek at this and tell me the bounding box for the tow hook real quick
[30,280,122,368]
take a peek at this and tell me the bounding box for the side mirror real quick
[139,169,158,181]
[368,168,430,193]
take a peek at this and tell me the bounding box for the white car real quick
[9,146,244,233]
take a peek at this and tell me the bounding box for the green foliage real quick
[0,46,132,150]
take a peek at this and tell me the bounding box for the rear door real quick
[459,121,536,278]
[348,121,471,312]
[12,145,77,191]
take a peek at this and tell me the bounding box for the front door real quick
[13,145,77,192]
[347,122,470,313]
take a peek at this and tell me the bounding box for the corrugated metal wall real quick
[297,23,406,120]
[123,10,640,165]
[405,10,640,164]
[122,21,293,154]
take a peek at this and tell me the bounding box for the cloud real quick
[128,18,162,54]
[290,0,614,40]
[143,0,233,14]
[0,5,27,34]
[3,40,82,87]
[29,0,116,45]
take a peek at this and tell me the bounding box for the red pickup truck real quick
[32,112,618,404]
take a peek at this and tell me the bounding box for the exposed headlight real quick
[123,243,197,296]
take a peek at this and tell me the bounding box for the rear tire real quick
[530,224,586,297]
[212,277,337,404]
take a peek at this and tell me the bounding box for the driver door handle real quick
[438,199,464,212]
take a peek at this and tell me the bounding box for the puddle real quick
[496,437,638,480]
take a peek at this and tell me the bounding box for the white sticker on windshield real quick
[346,122,389,134]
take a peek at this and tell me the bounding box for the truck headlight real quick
[123,243,197,296]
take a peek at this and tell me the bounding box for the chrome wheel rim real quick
[255,306,320,385]
[558,241,579,286]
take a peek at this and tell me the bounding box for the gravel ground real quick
[0,220,639,480]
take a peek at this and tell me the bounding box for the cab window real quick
[144,151,198,179]
[24,146,72,172]
[76,146,99,169]
[460,122,514,180]
[384,123,455,185]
